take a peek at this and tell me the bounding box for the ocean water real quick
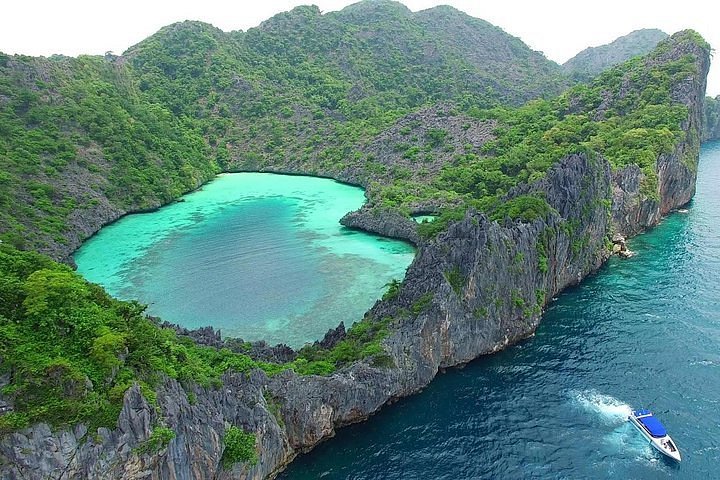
[282,141,720,479]
[74,173,414,347]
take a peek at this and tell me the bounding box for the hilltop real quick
[563,28,668,81]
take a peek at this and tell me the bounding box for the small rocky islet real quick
[0,1,719,478]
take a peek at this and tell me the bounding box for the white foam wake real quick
[570,389,659,464]
[571,390,632,424]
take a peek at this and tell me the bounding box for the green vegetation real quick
[0,55,217,251]
[0,5,709,438]
[562,29,668,82]
[444,266,466,295]
[382,279,402,301]
[134,426,176,454]
[295,316,393,370]
[393,31,707,236]
[473,306,488,319]
[411,292,434,314]
[0,245,272,432]
[0,9,704,248]
[0,245,394,433]
[510,290,525,309]
[0,2,567,253]
[263,391,284,427]
[425,128,449,148]
[221,426,257,468]
[489,195,555,223]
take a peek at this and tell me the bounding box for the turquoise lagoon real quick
[74,173,414,347]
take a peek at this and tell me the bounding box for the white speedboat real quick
[628,409,681,461]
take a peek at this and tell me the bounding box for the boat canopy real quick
[638,414,667,437]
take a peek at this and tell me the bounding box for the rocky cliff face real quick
[611,36,709,235]
[0,34,710,480]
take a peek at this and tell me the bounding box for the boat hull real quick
[628,415,682,461]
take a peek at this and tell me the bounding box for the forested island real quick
[0,1,715,478]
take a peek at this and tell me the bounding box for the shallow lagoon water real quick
[74,173,414,347]
[282,142,720,479]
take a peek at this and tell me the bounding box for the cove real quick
[281,142,720,479]
[74,173,415,347]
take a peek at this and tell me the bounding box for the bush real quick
[444,266,465,295]
[382,279,402,300]
[0,245,296,432]
[490,195,554,223]
[134,426,175,455]
[222,426,257,468]
[410,292,433,314]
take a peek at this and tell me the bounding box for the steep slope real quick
[0,31,710,480]
[0,53,218,258]
[563,28,668,82]
[127,1,566,175]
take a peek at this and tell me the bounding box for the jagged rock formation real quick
[0,31,710,480]
[563,28,668,82]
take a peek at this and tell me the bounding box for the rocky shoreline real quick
[0,36,710,480]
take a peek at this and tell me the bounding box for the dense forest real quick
[0,0,713,438]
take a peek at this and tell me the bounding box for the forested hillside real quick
[0,1,566,258]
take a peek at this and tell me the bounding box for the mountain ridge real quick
[563,28,668,81]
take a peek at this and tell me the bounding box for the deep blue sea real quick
[282,142,720,479]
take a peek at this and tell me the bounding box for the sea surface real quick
[74,173,414,347]
[281,143,720,479]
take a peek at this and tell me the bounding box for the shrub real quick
[222,426,258,468]
[411,292,433,315]
[382,279,402,301]
[444,266,465,295]
[134,426,175,455]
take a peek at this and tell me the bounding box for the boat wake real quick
[569,390,659,465]
[571,390,632,425]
